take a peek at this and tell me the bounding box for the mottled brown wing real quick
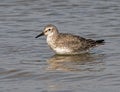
[55,33,96,51]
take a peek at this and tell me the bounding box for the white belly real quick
[53,47,72,54]
[47,37,72,54]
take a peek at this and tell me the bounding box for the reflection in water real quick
[47,53,105,72]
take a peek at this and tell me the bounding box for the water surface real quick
[0,0,120,92]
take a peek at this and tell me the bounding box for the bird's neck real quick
[46,33,58,47]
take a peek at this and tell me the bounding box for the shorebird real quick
[35,24,104,55]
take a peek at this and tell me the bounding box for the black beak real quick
[35,32,44,38]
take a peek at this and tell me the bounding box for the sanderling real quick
[35,24,104,55]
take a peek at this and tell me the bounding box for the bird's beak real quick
[35,32,44,38]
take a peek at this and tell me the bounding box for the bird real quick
[35,24,104,55]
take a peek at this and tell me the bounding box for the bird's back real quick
[54,33,103,52]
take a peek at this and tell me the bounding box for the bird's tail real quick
[95,39,105,45]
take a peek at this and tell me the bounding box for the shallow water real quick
[0,0,120,92]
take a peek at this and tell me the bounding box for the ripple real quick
[47,53,105,72]
[0,0,120,92]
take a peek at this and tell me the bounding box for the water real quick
[0,0,120,92]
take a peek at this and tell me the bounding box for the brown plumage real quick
[55,33,104,52]
[35,24,104,55]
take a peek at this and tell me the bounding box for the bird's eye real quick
[48,29,51,31]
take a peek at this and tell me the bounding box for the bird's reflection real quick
[47,53,105,72]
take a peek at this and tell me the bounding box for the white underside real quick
[52,47,90,55]
[53,47,72,54]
